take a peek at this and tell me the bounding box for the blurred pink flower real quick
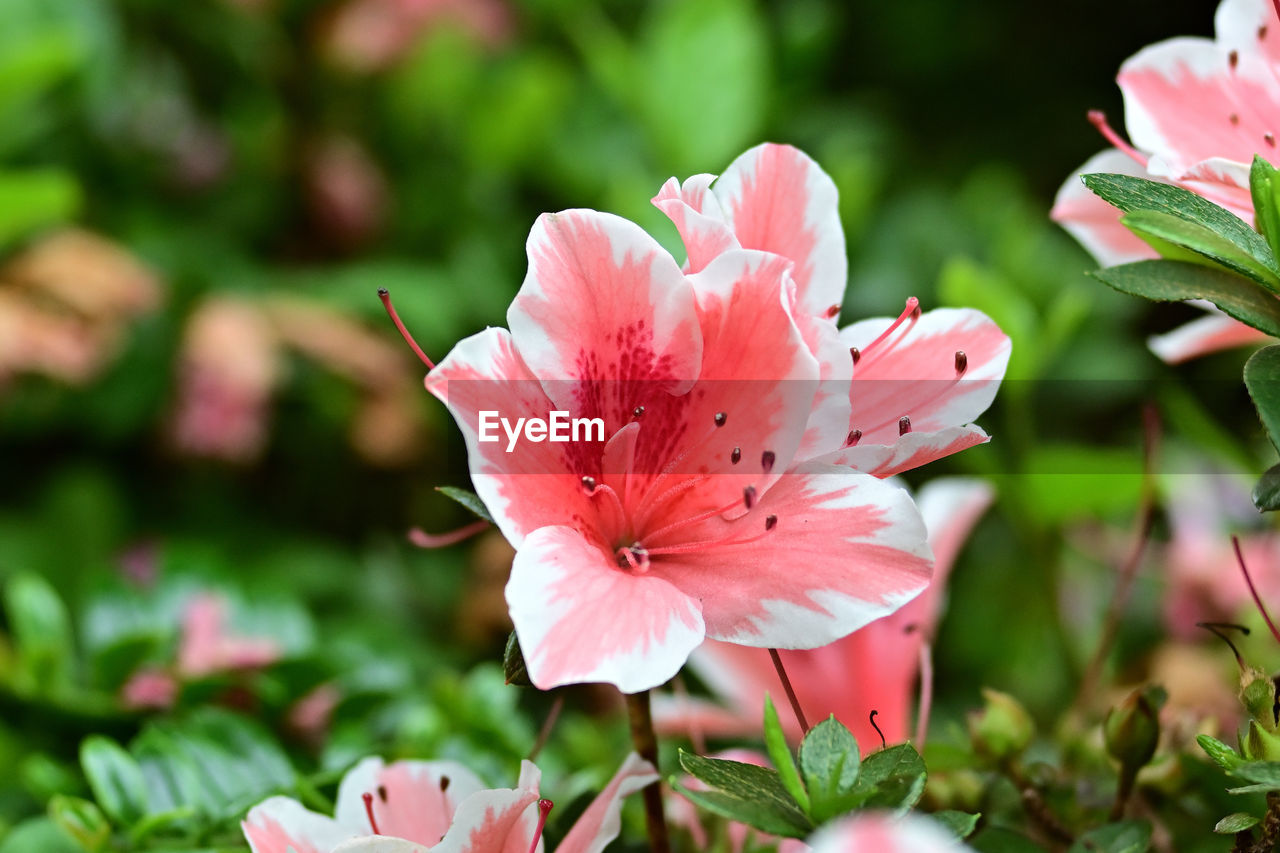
[322,0,511,72]
[242,752,655,853]
[304,135,389,251]
[655,479,994,750]
[806,812,973,852]
[425,144,1007,694]
[1052,0,1279,362]
[120,667,179,711]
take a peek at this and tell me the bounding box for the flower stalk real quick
[625,689,670,853]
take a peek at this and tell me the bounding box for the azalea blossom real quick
[805,812,974,853]
[655,479,994,749]
[1052,0,1280,362]
[242,752,656,853]
[422,143,1009,693]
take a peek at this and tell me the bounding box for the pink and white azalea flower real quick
[1052,0,1280,362]
[655,479,994,749]
[242,752,656,853]
[420,145,1008,694]
[805,812,974,853]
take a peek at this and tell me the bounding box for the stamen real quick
[869,710,886,750]
[362,792,381,835]
[582,476,628,536]
[743,485,757,509]
[1234,536,1280,644]
[377,785,388,802]
[846,429,862,446]
[761,451,776,473]
[825,304,841,319]
[1268,133,1277,148]
[955,350,967,375]
[633,405,645,419]
[527,799,554,853]
[1087,110,1149,168]
[616,543,649,572]
[440,776,450,792]
[1196,621,1250,670]
[861,297,921,354]
[714,411,727,427]
[643,520,776,556]
[377,288,435,370]
[730,446,741,464]
[850,346,861,365]
[899,416,911,435]
[1261,23,1270,39]
[638,487,753,545]
[408,520,490,548]
[1230,49,1240,69]
[1231,113,1241,125]
[765,514,777,531]
[581,475,596,492]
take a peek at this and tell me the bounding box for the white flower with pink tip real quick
[412,142,1008,693]
[805,812,974,852]
[1053,0,1280,362]
[241,752,656,853]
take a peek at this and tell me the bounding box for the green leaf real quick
[1198,734,1244,772]
[669,782,811,838]
[1251,155,1280,264]
[851,743,928,810]
[1120,208,1280,288]
[1231,760,1280,789]
[932,810,981,839]
[0,818,84,853]
[1253,463,1280,512]
[0,169,81,246]
[4,572,73,695]
[1245,346,1280,454]
[1083,172,1279,285]
[676,751,811,837]
[502,632,532,687]
[80,736,149,826]
[1091,260,1280,338]
[1067,820,1152,853]
[763,695,809,813]
[436,486,495,524]
[47,795,110,852]
[798,716,860,821]
[1215,812,1261,833]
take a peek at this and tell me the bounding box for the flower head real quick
[424,144,1008,693]
[241,752,656,853]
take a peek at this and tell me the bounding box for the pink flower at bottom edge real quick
[805,812,974,853]
[654,478,995,750]
[242,752,657,853]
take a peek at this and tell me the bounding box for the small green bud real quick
[1243,719,1280,762]
[1240,667,1278,729]
[1104,687,1163,771]
[968,688,1034,763]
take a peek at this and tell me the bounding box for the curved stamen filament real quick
[853,297,921,374]
[528,799,554,853]
[631,473,711,531]
[377,288,435,370]
[362,793,381,835]
[1087,110,1149,168]
[639,487,757,547]
[643,524,774,557]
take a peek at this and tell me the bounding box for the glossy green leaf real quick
[80,736,149,826]
[1253,463,1280,512]
[669,782,811,838]
[47,795,110,852]
[798,716,861,821]
[1198,734,1244,772]
[676,750,811,837]
[933,809,981,839]
[1214,812,1261,833]
[763,695,809,813]
[1091,260,1280,338]
[1245,346,1280,453]
[1120,208,1280,288]
[436,486,495,524]
[1252,155,1280,264]
[851,743,928,810]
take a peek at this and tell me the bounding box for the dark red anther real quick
[633,405,645,419]
[825,303,841,319]
[1231,113,1241,125]
[730,446,741,464]
[761,451,776,473]
[440,776,450,792]
[1261,24,1269,39]
[1230,49,1240,69]
[581,475,596,493]
[527,799,554,853]
[899,416,911,435]
[362,792,381,835]
[743,485,757,510]
[849,346,861,365]
[954,350,967,375]
[714,411,727,427]
[1268,133,1277,147]
[377,785,388,802]
[765,514,777,531]
[846,429,862,446]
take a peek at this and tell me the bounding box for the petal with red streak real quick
[714,143,847,317]
[652,175,739,274]
[1051,149,1160,267]
[243,796,356,853]
[1148,310,1273,363]
[334,757,485,844]
[556,753,659,853]
[656,463,932,648]
[820,425,991,479]
[506,525,706,692]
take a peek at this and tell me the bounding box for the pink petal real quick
[424,327,597,548]
[555,753,659,853]
[714,143,847,317]
[1051,149,1160,267]
[1216,0,1280,68]
[652,175,739,274]
[1148,310,1273,363]
[821,425,991,479]
[506,525,706,692]
[332,840,424,853]
[793,309,854,462]
[806,812,974,852]
[335,757,486,845]
[654,463,932,648]
[508,209,703,424]
[839,307,1009,446]
[1119,36,1280,180]
[419,762,542,853]
[243,796,356,853]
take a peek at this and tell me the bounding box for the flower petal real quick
[1051,149,1159,267]
[417,762,542,853]
[823,424,990,478]
[713,143,847,317]
[1147,310,1272,363]
[508,209,703,424]
[425,327,598,548]
[243,796,356,853]
[1216,0,1280,67]
[1119,36,1280,178]
[841,307,1009,445]
[507,526,706,692]
[332,840,425,853]
[335,757,486,844]
[806,812,975,852]
[556,753,659,853]
[655,463,932,648]
[652,175,739,274]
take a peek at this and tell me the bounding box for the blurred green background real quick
[1,0,1275,850]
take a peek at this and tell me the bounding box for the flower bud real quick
[1243,719,1280,762]
[968,688,1034,763]
[1240,668,1278,729]
[1104,687,1163,771]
